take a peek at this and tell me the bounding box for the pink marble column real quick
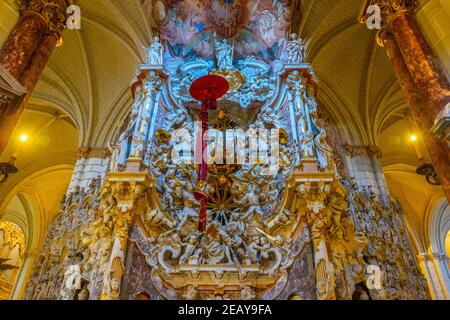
[360,0,450,201]
[0,0,68,155]
[389,11,450,116]
[383,34,450,202]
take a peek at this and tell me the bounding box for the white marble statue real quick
[314,123,335,171]
[286,33,305,64]
[214,35,234,70]
[143,36,163,65]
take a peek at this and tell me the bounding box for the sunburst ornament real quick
[212,68,245,91]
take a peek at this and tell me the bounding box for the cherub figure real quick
[239,184,264,221]
[177,197,200,233]
[219,222,245,264]
[326,193,347,234]
[179,232,201,264]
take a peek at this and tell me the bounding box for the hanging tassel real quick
[198,197,207,232]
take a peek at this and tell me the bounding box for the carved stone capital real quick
[106,172,152,216]
[77,146,90,159]
[367,145,383,158]
[418,252,447,263]
[342,144,382,159]
[360,0,418,24]
[359,0,418,45]
[18,0,68,37]
[77,147,112,159]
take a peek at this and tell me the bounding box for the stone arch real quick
[0,164,74,299]
[0,221,26,299]
[422,198,450,299]
[429,199,450,254]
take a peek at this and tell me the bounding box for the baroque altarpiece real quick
[24,0,428,300]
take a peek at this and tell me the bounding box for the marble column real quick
[0,11,47,80]
[0,0,68,155]
[360,0,450,201]
[389,11,450,115]
[383,34,450,201]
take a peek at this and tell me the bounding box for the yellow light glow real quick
[20,134,28,142]
[409,135,417,142]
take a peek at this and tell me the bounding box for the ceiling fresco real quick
[152,0,301,65]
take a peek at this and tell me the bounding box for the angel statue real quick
[213,33,234,70]
[142,36,163,65]
[286,33,305,64]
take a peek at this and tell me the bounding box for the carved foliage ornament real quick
[361,0,418,24]
[18,0,68,36]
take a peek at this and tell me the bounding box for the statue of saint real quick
[143,36,163,65]
[314,121,336,171]
[117,104,139,168]
[286,33,305,64]
[213,34,234,70]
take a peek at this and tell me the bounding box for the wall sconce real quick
[0,156,17,183]
[409,133,440,186]
[0,133,28,183]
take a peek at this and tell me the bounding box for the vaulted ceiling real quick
[0,0,449,254]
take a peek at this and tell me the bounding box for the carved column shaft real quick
[100,212,133,300]
[67,147,111,193]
